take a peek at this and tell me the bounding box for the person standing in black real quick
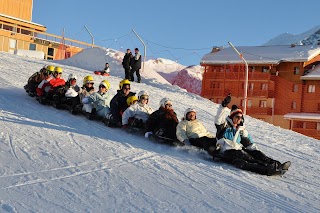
[122,49,132,80]
[130,48,142,83]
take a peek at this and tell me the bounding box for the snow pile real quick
[56,47,202,93]
[14,49,45,59]
[0,51,320,212]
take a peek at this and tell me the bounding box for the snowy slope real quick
[0,51,320,213]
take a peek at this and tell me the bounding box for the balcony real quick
[245,107,273,115]
[291,128,320,140]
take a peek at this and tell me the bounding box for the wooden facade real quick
[0,0,95,60]
[201,46,320,139]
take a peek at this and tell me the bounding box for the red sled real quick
[94,71,110,76]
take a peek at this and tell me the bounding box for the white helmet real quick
[184,108,196,119]
[159,98,171,108]
[138,90,149,99]
[68,74,77,81]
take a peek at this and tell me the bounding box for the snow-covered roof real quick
[201,45,320,65]
[300,63,320,80]
[284,113,320,121]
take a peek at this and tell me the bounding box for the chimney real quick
[211,47,220,53]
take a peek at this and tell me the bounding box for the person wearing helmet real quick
[24,65,52,97]
[107,79,135,127]
[122,90,154,130]
[82,80,112,120]
[36,65,55,97]
[144,98,179,143]
[126,95,138,106]
[52,73,82,112]
[79,75,95,109]
[36,66,65,104]
[176,108,217,156]
[215,106,291,176]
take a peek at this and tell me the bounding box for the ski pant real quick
[189,136,217,152]
[221,149,281,175]
[130,68,141,82]
[124,67,131,80]
[64,96,81,108]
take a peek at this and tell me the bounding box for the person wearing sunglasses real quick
[176,108,217,154]
[82,80,112,120]
[215,107,291,176]
[106,79,136,127]
[122,90,154,131]
[144,98,179,143]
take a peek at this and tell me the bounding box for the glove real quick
[183,139,190,145]
[144,131,153,138]
[221,93,231,107]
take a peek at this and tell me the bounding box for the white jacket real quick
[122,102,154,125]
[214,105,230,125]
[176,119,214,143]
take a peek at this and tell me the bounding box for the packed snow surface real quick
[0,50,319,213]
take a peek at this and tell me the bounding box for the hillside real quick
[0,51,319,212]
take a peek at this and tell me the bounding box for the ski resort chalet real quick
[0,0,93,60]
[200,45,320,139]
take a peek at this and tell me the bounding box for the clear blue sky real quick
[32,0,320,66]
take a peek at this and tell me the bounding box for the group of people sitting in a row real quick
[24,65,291,176]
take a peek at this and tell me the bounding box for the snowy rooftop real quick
[301,63,320,80]
[201,45,320,65]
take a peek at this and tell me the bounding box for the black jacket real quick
[122,53,132,69]
[110,90,135,123]
[146,107,179,139]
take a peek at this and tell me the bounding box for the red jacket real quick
[36,76,65,97]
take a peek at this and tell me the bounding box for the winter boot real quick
[276,161,291,175]
[208,144,221,159]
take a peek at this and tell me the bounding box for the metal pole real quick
[84,25,94,47]
[132,29,146,73]
[228,41,249,115]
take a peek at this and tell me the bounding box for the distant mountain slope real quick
[264,25,320,45]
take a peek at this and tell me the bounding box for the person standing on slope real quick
[130,48,142,83]
[122,49,132,80]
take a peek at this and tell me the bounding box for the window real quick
[317,123,320,131]
[291,101,297,110]
[249,66,255,72]
[48,47,54,56]
[241,99,252,107]
[260,100,267,108]
[249,83,254,90]
[308,85,315,93]
[29,43,36,51]
[294,67,300,75]
[262,66,269,73]
[303,122,307,129]
[293,84,299,92]
[261,83,268,90]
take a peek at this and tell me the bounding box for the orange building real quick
[200,45,320,139]
[0,0,94,60]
